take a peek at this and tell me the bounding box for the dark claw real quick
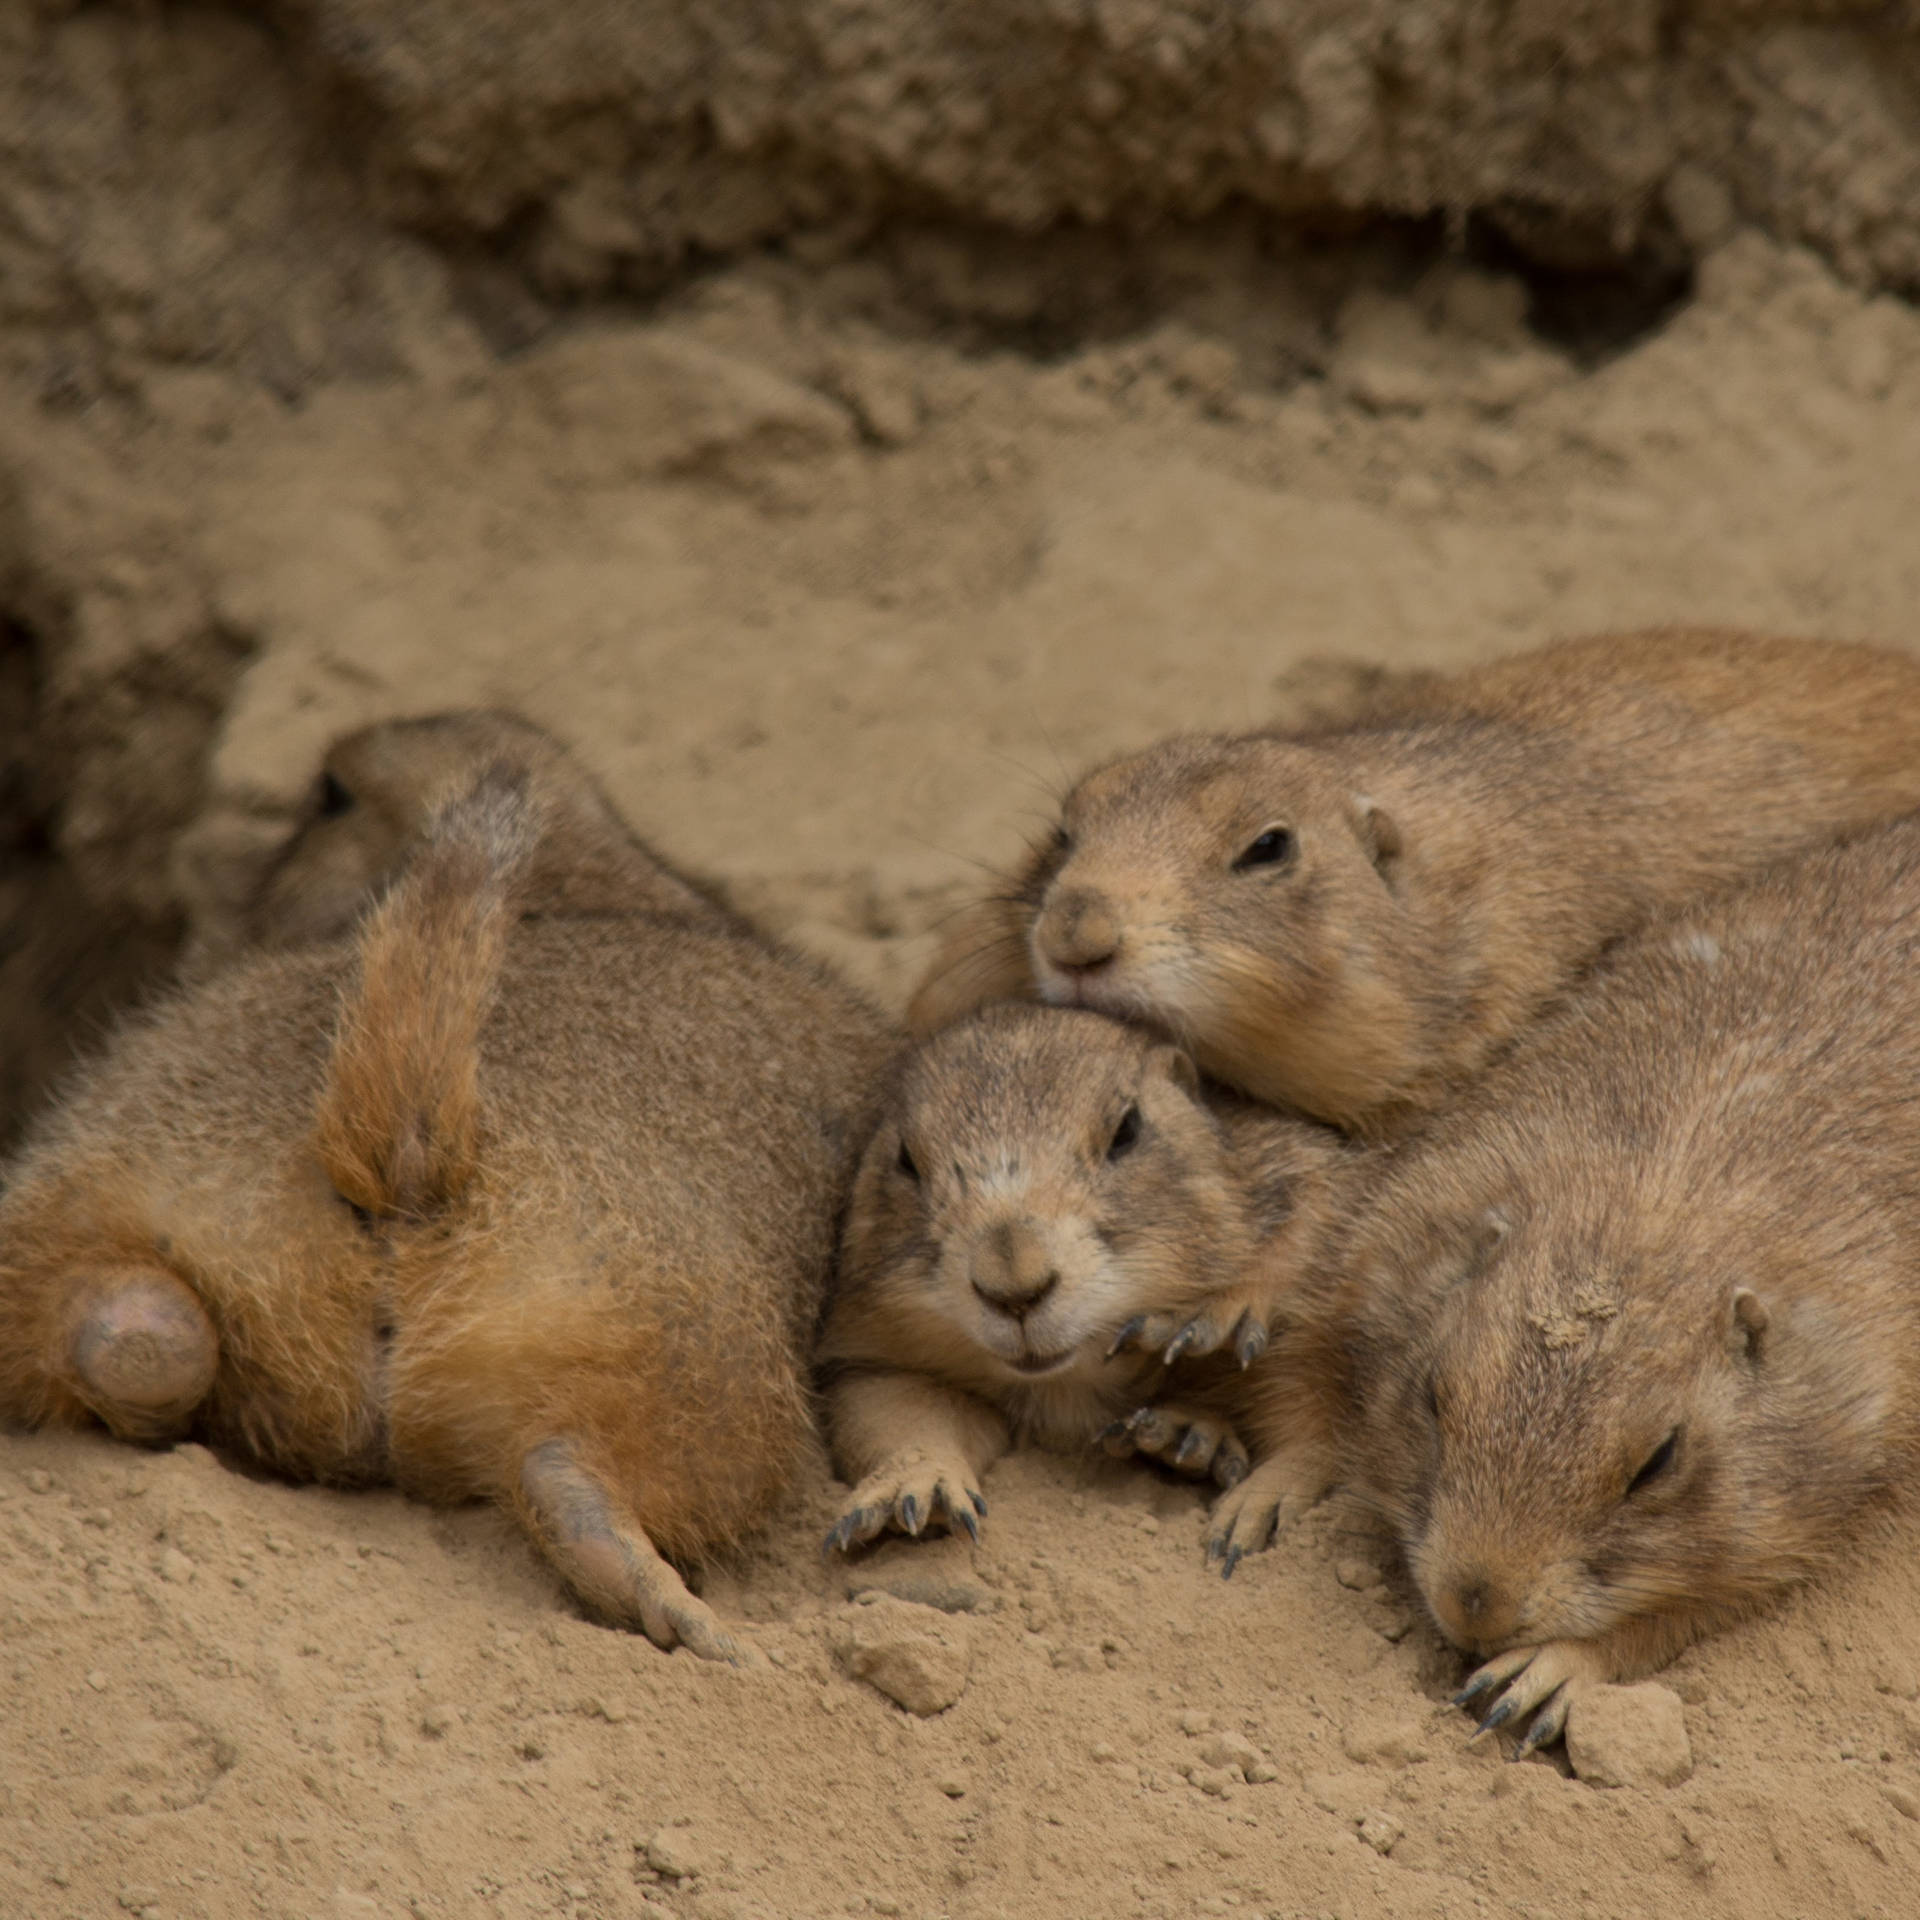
[1472,1697,1518,1741]
[1221,1544,1244,1581]
[969,1490,988,1516]
[1173,1426,1211,1470]
[1231,1312,1269,1369]
[956,1505,980,1545]
[1213,1451,1249,1490]
[899,1494,922,1536]
[1204,1532,1226,1565]
[1452,1669,1502,1708]
[1513,1701,1565,1761]
[1097,1419,1130,1445]
[1107,1315,1148,1359]
[1162,1324,1199,1366]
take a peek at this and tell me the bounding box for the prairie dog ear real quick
[1350,794,1404,884]
[1729,1286,1771,1362]
[1146,1044,1201,1099]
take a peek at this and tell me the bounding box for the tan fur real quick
[0,714,894,1659]
[820,1003,1351,1548]
[1220,812,1920,1731]
[911,628,1920,1135]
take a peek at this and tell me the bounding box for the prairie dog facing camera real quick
[820,1004,1351,1551]
[1217,813,1920,1753]
[911,629,1920,1137]
[0,715,893,1663]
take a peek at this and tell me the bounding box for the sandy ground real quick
[6,226,1920,1920]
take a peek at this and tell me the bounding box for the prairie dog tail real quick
[316,767,539,1219]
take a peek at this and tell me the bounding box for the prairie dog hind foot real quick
[63,1267,219,1444]
[824,1449,987,1555]
[518,1439,761,1667]
[1101,1402,1248,1488]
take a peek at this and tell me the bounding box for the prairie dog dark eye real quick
[318,771,355,818]
[1106,1104,1142,1161]
[896,1140,920,1184]
[1234,826,1295,871]
[1626,1429,1680,1498]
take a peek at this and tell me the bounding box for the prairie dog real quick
[910,629,1920,1136]
[248,708,734,947]
[0,716,893,1662]
[1218,813,1920,1750]
[820,1004,1350,1550]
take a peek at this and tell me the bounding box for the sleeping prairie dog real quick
[0,716,893,1663]
[1214,812,1920,1752]
[911,629,1920,1136]
[248,708,736,946]
[820,1004,1352,1550]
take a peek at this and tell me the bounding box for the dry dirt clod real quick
[830,1593,972,1715]
[1565,1683,1694,1789]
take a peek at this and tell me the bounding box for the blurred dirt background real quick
[4,4,1920,1918]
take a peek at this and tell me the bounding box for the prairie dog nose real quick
[1036,888,1121,972]
[1432,1565,1519,1648]
[970,1221,1061,1318]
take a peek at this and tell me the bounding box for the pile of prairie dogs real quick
[8,629,1920,1756]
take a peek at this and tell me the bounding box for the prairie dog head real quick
[950,735,1416,1126]
[248,711,719,947]
[1344,1182,1883,1661]
[834,1006,1270,1400]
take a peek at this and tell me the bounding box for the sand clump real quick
[4,6,1920,1916]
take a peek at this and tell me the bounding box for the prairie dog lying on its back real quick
[912,630,1920,1138]
[0,714,893,1663]
[821,1004,1350,1551]
[1216,812,1920,1752]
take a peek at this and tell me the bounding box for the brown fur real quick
[1218,812,1920,1737]
[819,1003,1351,1548]
[0,714,894,1660]
[911,629,1920,1136]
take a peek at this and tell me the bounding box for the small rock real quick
[831,1594,972,1715]
[1885,1784,1918,1822]
[1341,1715,1432,1769]
[1244,1760,1279,1784]
[1334,1559,1381,1592]
[158,1548,196,1584]
[118,1888,162,1913]
[1357,1811,1404,1856]
[936,1774,967,1798]
[1565,1683,1693,1789]
[85,1670,108,1692]
[1178,1710,1215,1736]
[419,1703,456,1738]
[1089,1741,1118,1763]
[1198,1732,1260,1774]
[24,1469,52,1494]
[643,1830,704,1880]
[1188,1765,1236,1799]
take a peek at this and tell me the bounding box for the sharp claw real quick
[1173,1427,1211,1470]
[969,1490,988,1516]
[1204,1533,1225,1564]
[1513,1700,1565,1760]
[1162,1325,1199,1366]
[1125,1406,1153,1433]
[1107,1315,1148,1359]
[1232,1313,1269,1368]
[1452,1670,1501,1708]
[899,1494,922,1536]
[956,1506,980,1544]
[1213,1452,1248,1490]
[1470,1697,1518,1742]
[1221,1544,1244,1580]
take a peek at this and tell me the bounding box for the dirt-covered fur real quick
[0,715,894,1663]
[911,629,1920,1136]
[1214,812,1920,1750]
[820,1003,1350,1551]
